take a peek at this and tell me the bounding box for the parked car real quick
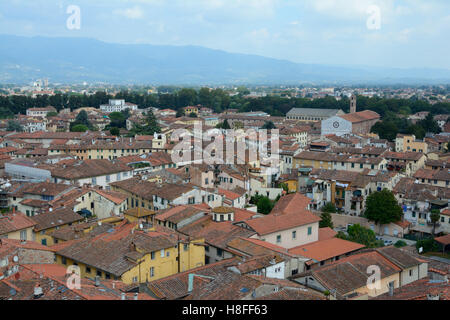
[384,240,393,246]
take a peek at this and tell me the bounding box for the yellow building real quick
[110,177,156,211]
[124,207,156,224]
[279,173,299,193]
[31,208,85,246]
[54,223,205,284]
[395,134,428,153]
[0,211,36,241]
[183,106,199,115]
[293,151,337,170]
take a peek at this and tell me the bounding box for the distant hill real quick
[0,34,449,85]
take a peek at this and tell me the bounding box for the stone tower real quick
[350,94,357,114]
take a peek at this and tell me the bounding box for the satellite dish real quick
[13,256,18,263]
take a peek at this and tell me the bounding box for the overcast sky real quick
[1,0,449,70]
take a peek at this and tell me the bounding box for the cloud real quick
[113,6,144,19]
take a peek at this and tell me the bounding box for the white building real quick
[100,99,138,113]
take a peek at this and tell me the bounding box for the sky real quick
[0,0,449,70]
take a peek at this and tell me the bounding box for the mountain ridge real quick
[0,34,449,85]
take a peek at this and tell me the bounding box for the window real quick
[97,270,102,277]
[92,177,97,185]
[160,249,165,257]
[166,251,170,257]
[150,267,155,278]
[62,257,67,265]
[217,248,223,257]
[205,178,209,185]
[151,252,155,260]
[276,235,281,243]
[20,230,27,241]
[409,270,413,277]
[307,227,312,235]
[292,231,296,239]
[86,267,91,273]
[205,246,209,252]
[106,175,110,183]
[184,244,189,251]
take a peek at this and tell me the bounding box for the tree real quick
[430,209,441,236]
[7,120,23,132]
[337,224,383,248]
[261,121,276,130]
[109,127,120,136]
[418,113,441,134]
[46,111,58,118]
[257,196,273,215]
[189,112,198,118]
[370,120,399,141]
[216,119,231,130]
[394,240,407,248]
[71,110,93,131]
[176,109,185,118]
[364,189,403,232]
[71,124,89,132]
[321,202,337,213]
[130,110,161,136]
[319,211,334,229]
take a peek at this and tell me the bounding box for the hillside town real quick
[0,93,448,301]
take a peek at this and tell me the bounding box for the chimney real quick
[33,283,44,299]
[427,294,440,300]
[95,276,100,287]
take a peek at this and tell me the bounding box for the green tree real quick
[430,209,441,236]
[257,196,274,215]
[261,121,276,130]
[176,109,185,118]
[418,113,441,134]
[394,240,407,248]
[365,189,403,232]
[319,211,334,229]
[109,127,120,136]
[71,124,89,132]
[7,120,23,132]
[71,110,93,131]
[130,110,161,136]
[46,111,58,118]
[370,120,399,141]
[337,224,383,248]
[321,202,337,213]
[216,119,231,130]
[189,112,198,118]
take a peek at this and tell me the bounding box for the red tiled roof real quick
[271,193,311,215]
[245,211,320,236]
[0,212,37,235]
[318,227,338,241]
[339,110,380,123]
[288,238,365,262]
